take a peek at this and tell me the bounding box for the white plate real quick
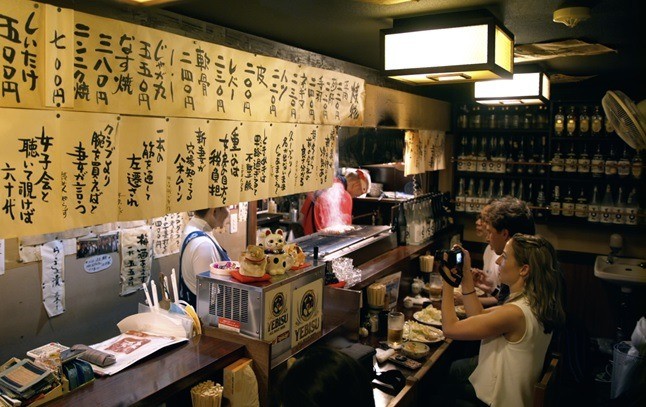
[403,321,444,343]
[413,310,442,327]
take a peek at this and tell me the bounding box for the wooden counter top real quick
[45,335,245,407]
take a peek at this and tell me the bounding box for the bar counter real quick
[44,335,245,407]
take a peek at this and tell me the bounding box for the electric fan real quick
[601,90,646,151]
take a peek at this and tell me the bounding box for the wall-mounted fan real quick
[601,90,646,151]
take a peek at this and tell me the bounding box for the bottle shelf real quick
[552,136,618,141]
[456,128,549,134]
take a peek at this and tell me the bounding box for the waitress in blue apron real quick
[179,207,231,307]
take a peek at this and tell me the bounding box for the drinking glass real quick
[387,311,406,349]
[428,272,443,301]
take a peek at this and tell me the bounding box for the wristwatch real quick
[491,286,500,298]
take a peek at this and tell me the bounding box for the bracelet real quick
[462,289,476,296]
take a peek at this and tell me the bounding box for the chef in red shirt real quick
[300,169,370,235]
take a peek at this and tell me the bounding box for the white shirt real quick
[469,297,553,407]
[482,245,500,289]
[181,217,224,295]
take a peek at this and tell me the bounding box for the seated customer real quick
[440,234,566,407]
[278,346,375,407]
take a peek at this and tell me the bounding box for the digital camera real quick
[435,248,464,287]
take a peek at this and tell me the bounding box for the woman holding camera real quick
[439,234,566,407]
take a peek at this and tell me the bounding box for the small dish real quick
[210,261,240,276]
[401,341,430,359]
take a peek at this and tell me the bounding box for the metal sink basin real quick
[594,256,646,286]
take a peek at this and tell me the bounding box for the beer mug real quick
[387,311,406,349]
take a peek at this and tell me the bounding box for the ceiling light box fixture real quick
[381,10,514,85]
[474,72,550,105]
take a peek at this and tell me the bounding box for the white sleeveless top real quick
[469,297,552,407]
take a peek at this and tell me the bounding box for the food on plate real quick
[318,225,359,235]
[402,341,430,359]
[414,304,442,325]
[210,261,240,276]
[403,321,444,343]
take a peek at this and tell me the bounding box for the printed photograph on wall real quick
[76,232,119,259]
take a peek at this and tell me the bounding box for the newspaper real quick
[514,39,616,63]
[88,331,188,376]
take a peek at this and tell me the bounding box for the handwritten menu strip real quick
[0,1,364,125]
[60,112,120,229]
[0,108,335,239]
[117,116,168,222]
[0,108,62,237]
[404,130,425,176]
[120,225,153,296]
[44,4,74,108]
[41,240,65,317]
[166,118,210,213]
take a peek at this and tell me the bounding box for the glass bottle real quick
[591,143,605,177]
[565,143,578,174]
[551,142,564,173]
[477,138,488,173]
[486,106,497,129]
[487,136,497,173]
[397,203,408,246]
[457,136,468,172]
[588,185,600,223]
[613,187,625,225]
[517,180,525,201]
[505,140,514,174]
[496,136,506,174]
[618,146,631,178]
[554,106,565,137]
[457,105,469,129]
[550,185,561,217]
[501,106,511,129]
[604,111,614,136]
[535,183,546,221]
[605,143,618,177]
[511,106,520,129]
[527,137,536,175]
[579,106,590,137]
[487,179,495,200]
[470,105,482,129]
[455,178,466,212]
[516,139,525,174]
[536,105,549,130]
[625,188,639,226]
[466,136,477,172]
[577,143,590,174]
[562,186,575,217]
[522,106,533,129]
[566,106,577,137]
[600,184,614,224]
[632,151,643,179]
[527,182,535,206]
[591,106,603,137]
[476,179,486,213]
[510,180,517,199]
[575,188,588,218]
[538,136,547,175]
[465,178,477,213]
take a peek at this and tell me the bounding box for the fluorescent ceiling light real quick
[474,72,550,105]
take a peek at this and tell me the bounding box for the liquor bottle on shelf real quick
[466,178,477,213]
[476,179,486,212]
[551,142,564,173]
[455,178,466,212]
[562,186,575,217]
[477,137,488,173]
[591,105,603,137]
[496,136,507,173]
[575,188,589,218]
[617,146,631,178]
[566,106,577,137]
[522,106,533,129]
[485,107,497,129]
[517,180,525,201]
[536,105,549,130]
[516,139,526,175]
[564,143,578,174]
[613,187,625,225]
[466,136,477,172]
[554,106,565,137]
[505,141,514,174]
[527,182,535,205]
[577,143,591,174]
[457,136,467,172]
[632,151,643,179]
[511,106,521,129]
[535,183,547,221]
[538,136,547,175]
[550,185,561,217]
[591,143,605,177]
[501,106,511,129]
[458,105,469,129]
[510,180,517,200]
[497,179,505,199]
[588,185,600,223]
[605,143,618,177]
[600,184,614,224]
[625,188,639,226]
[579,106,590,137]
[487,136,497,173]
[470,105,482,129]
[527,138,536,175]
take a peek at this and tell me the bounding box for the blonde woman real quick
[440,234,566,407]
